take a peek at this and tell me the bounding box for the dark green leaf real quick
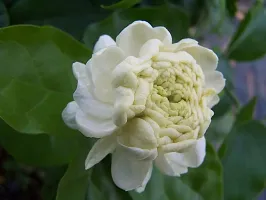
[0,1,9,27]
[193,0,226,37]
[235,97,257,126]
[130,142,223,200]
[220,120,266,200]
[0,25,91,135]
[213,93,232,118]
[56,137,91,200]
[41,166,67,200]
[9,0,109,40]
[206,112,234,147]
[0,120,80,166]
[227,2,266,61]
[102,0,141,10]
[226,0,237,17]
[83,5,189,49]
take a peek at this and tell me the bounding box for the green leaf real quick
[41,166,67,200]
[227,2,266,61]
[220,120,266,200]
[193,0,226,37]
[83,5,189,49]
[0,120,80,166]
[206,111,234,147]
[56,137,91,200]
[0,1,9,27]
[130,142,223,200]
[235,97,257,125]
[102,0,141,10]
[226,0,237,17]
[218,97,256,159]
[8,0,109,40]
[0,25,91,135]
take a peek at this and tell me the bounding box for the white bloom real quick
[62,21,225,192]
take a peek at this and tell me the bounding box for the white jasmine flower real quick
[62,21,225,192]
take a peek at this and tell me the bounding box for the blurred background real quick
[1,0,266,199]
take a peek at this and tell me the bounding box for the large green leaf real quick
[56,137,91,200]
[83,5,189,49]
[130,142,223,200]
[102,0,141,9]
[220,120,266,200]
[8,0,109,40]
[41,166,67,200]
[0,120,80,166]
[0,1,9,27]
[0,25,91,135]
[227,1,266,61]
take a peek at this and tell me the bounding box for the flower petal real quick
[182,45,218,73]
[139,39,162,60]
[207,94,220,108]
[118,118,158,149]
[75,109,117,138]
[93,35,116,53]
[172,38,198,51]
[117,143,158,161]
[135,165,153,193]
[164,137,206,168]
[111,147,153,191]
[85,135,116,170]
[155,151,188,176]
[62,101,78,129]
[116,21,172,57]
[204,71,226,93]
[91,46,126,103]
[73,62,93,91]
[73,81,114,119]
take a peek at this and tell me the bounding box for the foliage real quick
[0,0,266,199]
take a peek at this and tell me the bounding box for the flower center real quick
[142,51,215,152]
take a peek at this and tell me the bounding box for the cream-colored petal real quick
[199,120,211,137]
[205,71,226,93]
[171,38,198,51]
[62,101,78,129]
[165,137,206,168]
[116,21,172,57]
[139,39,162,60]
[117,143,158,161]
[182,45,218,73]
[75,109,116,138]
[207,94,220,108]
[73,81,114,119]
[135,165,153,193]
[111,147,153,191]
[93,35,116,53]
[118,118,158,149]
[85,135,116,170]
[155,151,188,176]
[73,62,94,91]
[113,86,134,126]
[91,46,126,103]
